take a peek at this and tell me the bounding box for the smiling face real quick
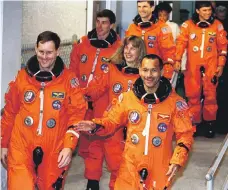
[196,6,212,21]
[96,17,113,40]
[124,41,140,66]
[35,41,59,72]
[139,57,162,93]
[137,1,154,21]
[158,10,169,22]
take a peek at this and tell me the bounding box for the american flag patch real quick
[176,100,189,111]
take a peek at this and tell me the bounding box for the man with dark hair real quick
[76,54,194,190]
[126,1,176,80]
[175,1,228,138]
[96,9,116,24]
[1,31,87,189]
[70,9,121,190]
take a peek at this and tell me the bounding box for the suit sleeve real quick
[93,93,128,136]
[158,25,176,64]
[63,74,87,150]
[216,22,227,66]
[1,77,20,148]
[69,43,81,78]
[169,98,194,167]
[84,71,110,102]
[176,22,189,62]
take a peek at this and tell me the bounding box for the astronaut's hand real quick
[58,148,72,168]
[174,61,181,72]
[216,65,224,77]
[166,164,180,181]
[75,121,96,132]
[1,148,8,169]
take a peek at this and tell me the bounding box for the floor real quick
[64,134,228,190]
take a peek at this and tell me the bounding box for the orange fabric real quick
[70,35,121,183]
[125,21,176,79]
[1,68,86,189]
[84,63,139,189]
[70,35,121,118]
[176,19,227,123]
[93,90,194,190]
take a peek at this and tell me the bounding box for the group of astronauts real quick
[1,1,227,190]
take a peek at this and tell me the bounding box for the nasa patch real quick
[128,110,140,124]
[157,123,168,132]
[113,83,123,94]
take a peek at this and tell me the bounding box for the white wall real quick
[22,1,87,44]
[1,1,22,108]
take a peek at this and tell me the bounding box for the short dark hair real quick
[195,1,212,10]
[36,31,61,49]
[137,1,154,7]
[140,54,163,70]
[96,9,116,24]
[156,2,172,14]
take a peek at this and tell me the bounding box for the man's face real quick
[124,41,139,65]
[139,58,161,89]
[35,41,59,71]
[216,12,226,21]
[96,17,113,39]
[158,10,169,22]
[196,6,212,21]
[137,2,154,21]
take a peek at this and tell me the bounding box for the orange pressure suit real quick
[84,62,139,189]
[92,77,194,190]
[125,15,176,79]
[176,17,227,124]
[69,29,121,183]
[1,56,86,190]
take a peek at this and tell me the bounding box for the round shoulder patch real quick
[128,110,141,124]
[24,90,36,103]
[113,83,123,94]
[152,136,162,147]
[100,63,109,73]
